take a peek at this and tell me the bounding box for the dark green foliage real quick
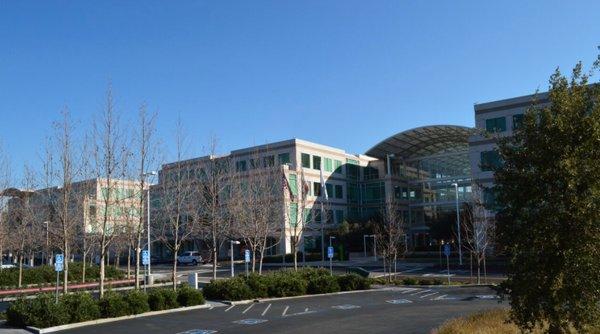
[401,277,418,285]
[418,278,432,286]
[99,292,130,318]
[202,277,254,301]
[147,288,179,311]
[337,274,370,291]
[124,290,150,314]
[306,274,340,294]
[0,263,124,287]
[61,293,100,323]
[6,294,69,328]
[495,59,600,332]
[266,271,307,297]
[176,285,205,307]
[242,273,269,298]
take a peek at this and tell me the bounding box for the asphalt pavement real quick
[57,286,504,334]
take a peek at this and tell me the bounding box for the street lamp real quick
[230,240,241,277]
[328,236,335,275]
[143,171,157,280]
[451,183,463,265]
[438,240,444,268]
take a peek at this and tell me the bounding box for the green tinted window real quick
[288,174,298,196]
[335,210,344,224]
[289,203,298,227]
[263,155,275,167]
[278,153,290,165]
[334,160,343,174]
[324,158,333,172]
[480,151,502,171]
[312,155,321,170]
[313,182,321,197]
[326,184,333,198]
[485,117,507,133]
[304,208,312,223]
[301,153,311,168]
[236,160,247,172]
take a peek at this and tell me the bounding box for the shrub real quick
[418,278,433,285]
[99,292,130,318]
[402,277,418,285]
[337,274,370,291]
[7,294,70,328]
[124,290,150,314]
[6,298,29,327]
[432,278,444,285]
[61,292,100,323]
[243,273,270,298]
[177,285,205,307]
[267,271,307,297]
[307,274,340,294]
[202,278,253,301]
[148,288,179,310]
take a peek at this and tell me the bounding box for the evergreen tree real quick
[495,57,600,333]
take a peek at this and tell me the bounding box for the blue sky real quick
[1,1,599,176]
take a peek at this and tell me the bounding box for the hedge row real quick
[203,268,370,301]
[6,286,204,328]
[0,263,125,288]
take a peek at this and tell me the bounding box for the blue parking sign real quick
[142,250,150,266]
[54,254,64,272]
[443,244,451,257]
[244,249,250,263]
[327,246,334,259]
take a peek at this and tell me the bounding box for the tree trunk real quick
[258,240,266,275]
[477,256,481,285]
[251,249,256,273]
[483,253,487,284]
[292,242,298,271]
[172,249,178,291]
[99,251,105,297]
[82,252,87,283]
[212,247,218,280]
[135,237,141,290]
[63,242,69,293]
[18,254,23,288]
[127,247,131,279]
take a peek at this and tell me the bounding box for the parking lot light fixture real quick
[230,240,241,277]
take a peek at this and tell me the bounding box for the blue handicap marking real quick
[142,250,150,266]
[176,330,217,334]
[244,249,250,263]
[233,319,268,325]
[55,254,64,264]
[386,299,413,304]
[327,246,334,259]
[54,262,63,272]
[443,244,451,257]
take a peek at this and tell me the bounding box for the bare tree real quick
[0,142,11,269]
[284,168,310,271]
[229,149,284,274]
[461,185,495,284]
[374,200,406,282]
[91,88,131,297]
[195,137,234,280]
[131,106,158,289]
[154,122,197,290]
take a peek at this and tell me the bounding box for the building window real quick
[314,209,322,224]
[512,114,524,130]
[313,182,321,197]
[263,155,275,167]
[278,153,290,165]
[325,184,333,198]
[313,155,321,170]
[304,208,312,224]
[347,164,359,180]
[363,166,379,180]
[301,153,311,168]
[249,158,259,169]
[287,174,298,196]
[326,210,334,224]
[480,150,502,171]
[335,184,343,199]
[334,160,343,174]
[236,160,247,172]
[289,203,298,227]
[485,117,507,133]
[324,158,333,172]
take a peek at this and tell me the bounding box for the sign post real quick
[443,244,451,284]
[327,246,334,276]
[54,254,64,303]
[244,249,250,277]
[142,250,150,292]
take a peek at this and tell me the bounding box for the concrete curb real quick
[24,303,219,334]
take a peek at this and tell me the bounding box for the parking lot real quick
[58,286,503,334]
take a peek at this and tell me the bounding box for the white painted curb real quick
[25,303,219,334]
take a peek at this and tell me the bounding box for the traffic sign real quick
[443,244,451,257]
[142,250,150,266]
[327,246,334,259]
[54,254,64,272]
[244,249,250,263]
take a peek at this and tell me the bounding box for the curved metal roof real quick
[365,125,475,160]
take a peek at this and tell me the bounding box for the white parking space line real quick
[242,303,254,314]
[410,289,431,295]
[224,305,235,312]
[282,306,289,317]
[261,304,271,317]
[420,292,438,298]
[401,288,419,294]
[433,294,447,300]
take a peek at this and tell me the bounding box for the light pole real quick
[451,183,463,265]
[439,240,444,268]
[329,236,335,275]
[230,240,240,277]
[143,171,157,279]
